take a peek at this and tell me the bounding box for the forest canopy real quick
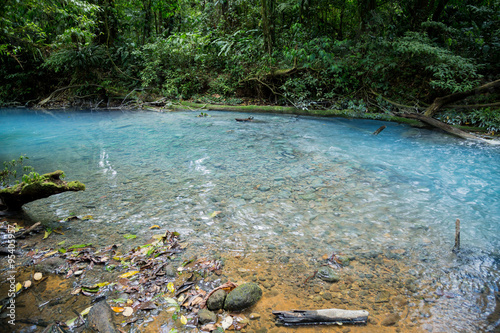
[1,0,499,131]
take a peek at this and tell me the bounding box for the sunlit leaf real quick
[123,234,136,239]
[44,250,58,257]
[57,240,66,246]
[66,317,77,327]
[167,282,175,293]
[209,210,222,218]
[58,248,67,254]
[68,243,92,249]
[149,225,160,229]
[180,315,187,325]
[43,229,52,239]
[112,306,125,313]
[119,270,139,278]
[95,282,110,288]
[80,306,93,316]
[15,282,22,292]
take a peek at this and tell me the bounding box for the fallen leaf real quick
[15,282,22,292]
[82,215,93,220]
[68,243,92,249]
[209,211,222,218]
[34,272,43,281]
[149,225,160,229]
[23,280,32,288]
[44,250,59,257]
[167,282,175,293]
[111,306,125,313]
[221,316,233,330]
[122,307,134,317]
[123,234,136,239]
[119,270,139,279]
[80,306,93,316]
[43,229,52,239]
[180,315,188,325]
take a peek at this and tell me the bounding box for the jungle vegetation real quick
[0,0,499,132]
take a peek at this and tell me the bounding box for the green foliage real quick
[439,108,500,133]
[1,156,35,187]
[395,32,482,94]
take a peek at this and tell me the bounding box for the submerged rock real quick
[87,300,118,333]
[317,266,340,283]
[224,282,262,311]
[198,308,217,324]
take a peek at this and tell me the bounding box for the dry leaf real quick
[119,270,139,279]
[80,306,93,316]
[23,280,32,288]
[111,306,125,313]
[122,307,133,317]
[221,316,233,330]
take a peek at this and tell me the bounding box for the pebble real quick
[249,313,261,320]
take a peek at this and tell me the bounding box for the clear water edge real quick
[1,108,499,332]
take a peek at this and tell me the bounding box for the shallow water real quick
[1,108,499,332]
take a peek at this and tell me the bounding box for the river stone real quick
[317,266,340,283]
[207,289,227,311]
[381,313,400,326]
[198,308,217,324]
[224,282,262,311]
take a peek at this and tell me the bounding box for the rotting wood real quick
[373,125,386,135]
[453,219,460,253]
[273,308,369,326]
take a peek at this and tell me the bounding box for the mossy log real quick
[0,170,85,211]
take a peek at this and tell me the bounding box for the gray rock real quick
[381,313,400,326]
[198,308,217,324]
[224,282,262,311]
[207,289,227,311]
[316,266,340,283]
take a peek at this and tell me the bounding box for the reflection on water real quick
[1,108,499,332]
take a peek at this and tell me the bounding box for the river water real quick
[1,108,499,332]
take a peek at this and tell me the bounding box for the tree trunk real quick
[424,79,500,117]
[397,113,489,141]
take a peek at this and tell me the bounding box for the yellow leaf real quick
[44,250,59,257]
[66,317,77,327]
[126,299,133,305]
[167,282,175,293]
[15,282,22,292]
[149,225,160,229]
[180,315,188,325]
[82,215,93,220]
[209,211,222,218]
[111,306,125,313]
[43,229,52,239]
[119,270,139,279]
[95,282,110,288]
[80,306,93,316]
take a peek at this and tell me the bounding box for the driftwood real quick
[424,79,500,117]
[373,125,386,135]
[453,218,460,253]
[273,308,369,326]
[235,117,254,122]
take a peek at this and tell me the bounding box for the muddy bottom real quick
[0,218,434,333]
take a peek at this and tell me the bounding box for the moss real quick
[0,170,85,211]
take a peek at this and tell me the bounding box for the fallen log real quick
[273,308,369,326]
[396,112,500,144]
[373,125,386,135]
[0,170,85,211]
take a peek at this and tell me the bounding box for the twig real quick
[303,270,318,285]
[15,222,41,238]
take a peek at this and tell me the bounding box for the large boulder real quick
[224,282,262,311]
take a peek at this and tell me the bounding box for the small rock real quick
[249,313,261,320]
[381,313,400,326]
[313,295,323,302]
[313,286,321,293]
[224,282,262,311]
[375,291,390,303]
[207,289,227,311]
[322,292,332,300]
[198,309,217,324]
[316,266,340,283]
